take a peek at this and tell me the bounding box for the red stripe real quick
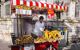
[23,0,26,6]
[51,5,53,8]
[16,0,20,5]
[36,2,39,7]
[56,5,58,9]
[53,4,54,8]
[64,6,65,10]
[30,1,33,7]
[41,2,44,7]
[60,6,62,10]
[46,4,49,8]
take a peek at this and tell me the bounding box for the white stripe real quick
[20,0,23,5]
[38,2,41,8]
[54,4,56,8]
[27,1,30,7]
[33,1,36,6]
[13,0,16,5]
[58,6,60,10]
[44,4,46,7]
[49,5,51,8]
[62,6,64,10]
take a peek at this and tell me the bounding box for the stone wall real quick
[0,18,13,50]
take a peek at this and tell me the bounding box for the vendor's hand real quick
[40,28,44,31]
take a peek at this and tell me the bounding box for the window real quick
[75,3,79,17]
[35,0,40,2]
[0,5,1,17]
[6,4,10,15]
[32,0,36,1]
[47,0,53,4]
[76,27,80,34]
[5,0,9,2]
[40,0,46,3]
[0,0,1,4]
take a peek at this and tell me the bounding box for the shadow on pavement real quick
[69,43,80,50]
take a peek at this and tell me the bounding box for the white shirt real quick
[33,21,45,36]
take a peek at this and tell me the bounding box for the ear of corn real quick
[35,30,62,43]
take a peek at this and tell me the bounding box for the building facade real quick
[1,0,10,17]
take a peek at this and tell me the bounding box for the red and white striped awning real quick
[11,0,67,11]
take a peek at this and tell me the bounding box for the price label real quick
[27,10,32,15]
[23,9,26,14]
[16,9,20,14]
[29,10,32,15]
[20,9,23,14]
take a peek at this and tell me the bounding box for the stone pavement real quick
[58,39,80,50]
[0,40,12,50]
[62,43,80,50]
[0,33,12,50]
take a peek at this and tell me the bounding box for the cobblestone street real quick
[62,43,80,50]
[0,40,12,50]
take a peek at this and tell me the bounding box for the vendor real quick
[33,16,45,37]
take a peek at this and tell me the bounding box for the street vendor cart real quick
[10,0,67,50]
